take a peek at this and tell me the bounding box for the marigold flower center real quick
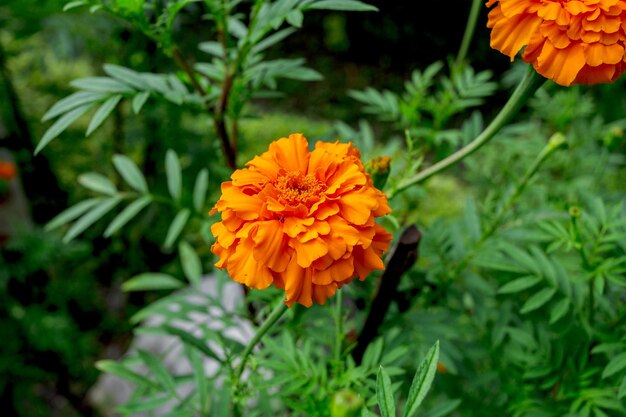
[274,170,326,206]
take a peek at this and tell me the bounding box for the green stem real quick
[456,0,483,66]
[234,301,289,385]
[333,289,344,374]
[391,66,546,198]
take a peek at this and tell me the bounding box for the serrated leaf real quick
[138,350,177,394]
[95,360,156,388]
[520,287,557,314]
[104,196,152,237]
[86,95,122,136]
[193,169,209,212]
[45,198,103,231]
[122,273,183,292]
[70,77,135,93]
[36,103,95,154]
[376,366,396,417]
[549,298,570,324]
[78,172,118,195]
[63,197,122,242]
[112,154,148,193]
[602,352,626,378]
[179,241,202,286]
[164,209,190,249]
[402,341,439,417]
[498,276,542,294]
[308,0,378,11]
[132,91,150,114]
[103,64,149,90]
[165,150,182,200]
[42,91,107,121]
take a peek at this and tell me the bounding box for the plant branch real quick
[391,66,546,198]
[456,0,483,66]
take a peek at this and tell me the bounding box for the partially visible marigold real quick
[487,0,626,86]
[210,133,393,307]
[0,161,17,181]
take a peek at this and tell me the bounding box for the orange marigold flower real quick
[486,0,626,86]
[0,161,17,181]
[210,133,393,307]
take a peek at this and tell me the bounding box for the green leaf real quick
[498,276,542,294]
[86,95,122,136]
[115,396,171,413]
[165,150,182,200]
[164,209,190,249]
[95,360,156,388]
[520,287,557,314]
[376,366,396,417]
[602,352,626,378]
[132,91,150,114]
[36,103,95,154]
[549,298,570,324]
[70,77,135,93]
[308,0,378,11]
[198,41,224,57]
[252,28,297,54]
[122,273,183,292]
[186,346,209,413]
[45,198,103,231]
[179,241,202,286]
[104,196,152,237]
[63,197,122,242]
[42,91,107,121]
[103,64,149,90]
[402,342,440,417]
[159,324,222,362]
[138,350,177,394]
[63,1,88,11]
[193,169,209,212]
[286,10,303,27]
[618,375,626,399]
[422,399,462,417]
[78,172,117,195]
[112,154,149,193]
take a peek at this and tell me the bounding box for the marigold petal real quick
[268,133,310,173]
[227,239,273,289]
[292,237,329,268]
[253,220,290,272]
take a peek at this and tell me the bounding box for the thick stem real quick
[234,301,289,385]
[456,0,483,66]
[333,289,344,373]
[391,67,546,198]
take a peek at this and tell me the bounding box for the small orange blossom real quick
[211,134,392,307]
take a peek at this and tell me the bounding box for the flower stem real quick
[333,289,344,374]
[456,0,483,66]
[391,66,545,198]
[234,301,288,385]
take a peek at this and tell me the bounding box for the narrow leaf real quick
[122,273,183,292]
[70,77,134,93]
[95,360,156,388]
[165,150,182,200]
[42,91,106,121]
[619,375,626,399]
[193,169,209,212]
[103,64,149,90]
[78,172,117,195]
[520,287,557,314]
[36,103,95,154]
[602,352,626,378]
[63,1,87,11]
[104,196,152,237]
[376,366,396,417]
[45,198,103,231]
[63,197,122,242]
[179,241,202,286]
[549,298,570,324]
[132,91,150,114]
[186,346,209,413]
[159,324,222,362]
[308,0,378,11]
[498,276,542,294]
[112,154,148,193]
[115,396,171,413]
[164,209,190,249]
[402,341,440,417]
[86,95,122,136]
[138,350,177,394]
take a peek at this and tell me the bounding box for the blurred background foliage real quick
[1,0,626,416]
